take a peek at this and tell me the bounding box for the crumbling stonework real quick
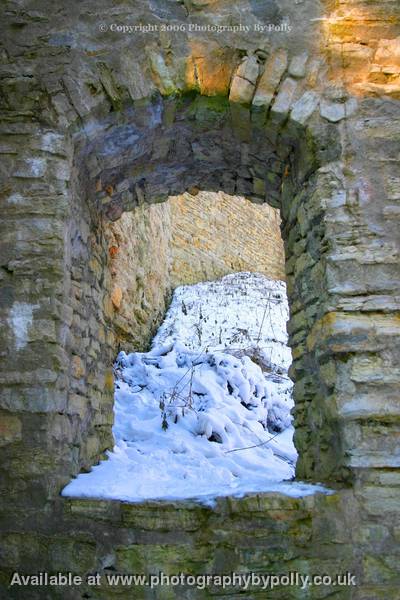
[1,0,400,597]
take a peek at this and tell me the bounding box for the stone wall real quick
[168,191,285,287]
[104,203,172,350]
[0,0,398,492]
[3,485,400,600]
[1,0,400,596]
[103,190,285,354]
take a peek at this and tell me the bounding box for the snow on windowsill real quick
[62,273,332,504]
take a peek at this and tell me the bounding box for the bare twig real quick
[224,430,282,454]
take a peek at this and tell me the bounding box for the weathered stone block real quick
[270,78,298,123]
[0,413,22,446]
[252,49,288,108]
[67,394,89,419]
[288,52,308,79]
[229,75,256,105]
[148,51,176,96]
[291,91,320,125]
[71,355,85,379]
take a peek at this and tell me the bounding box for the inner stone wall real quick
[63,183,286,480]
[168,191,285,286]
[104,190,285,352]
[104,203,172,350]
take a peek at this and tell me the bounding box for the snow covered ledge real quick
[63,274,332,504]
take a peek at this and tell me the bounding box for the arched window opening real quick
[63,191,326,502]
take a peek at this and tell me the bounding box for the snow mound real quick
[154,272,292,373]
[62,273,330,503]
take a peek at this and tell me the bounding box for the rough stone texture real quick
[229,55,260,105]
[104,203,172,350]
[0,0,400,596]
[103,191,284,351]
[168,191,285,286]
[253,48,288,109]
[0,489,366,600]
[2,485,400,599]
[324,0,400,98]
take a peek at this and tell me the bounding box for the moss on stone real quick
[187,94,230,123]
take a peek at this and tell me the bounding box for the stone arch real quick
[2,0,399,524]
[62,71,348,494]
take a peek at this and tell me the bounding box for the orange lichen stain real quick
[109,245,119,258]
[105,185,114,196]
[95,179,102,193]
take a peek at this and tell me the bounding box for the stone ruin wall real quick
[103,202,172,351]
[105,191,284,351]
[168,191,285,287]
[1,0,400,597]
